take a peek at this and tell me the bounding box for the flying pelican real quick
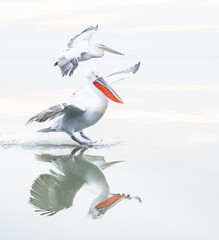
[30,147,141,218]
[26,62,140,146]
[54,25,124,77]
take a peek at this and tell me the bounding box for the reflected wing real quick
[83,154,123,170]
[106,62,140,85]
[83,154,105,165]
[30,171,83,216]
[26,103,85,125]
[67,25,98,48]
[99,161,124,170]
[30,172,71,216]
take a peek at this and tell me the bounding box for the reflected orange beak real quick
[95,194,125,215]
[95,193,141,216]
[95,194,125,209]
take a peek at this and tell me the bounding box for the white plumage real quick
[27,62,140,145]
[54,25,124,77]
[30,148,140,218]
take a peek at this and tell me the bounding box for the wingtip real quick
[26,119,31,126]
[132,61,141,74]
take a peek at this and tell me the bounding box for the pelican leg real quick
[80,131,91,141]
[69,58,79,76]
[71,134,94,146]
[80,132,97,145]
[71,135,89,146]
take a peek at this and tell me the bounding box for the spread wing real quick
[67,25,98,48]
[106,62,140,85]
[30,171,83,216]
[54,25,98,77]
[26,103,85,125]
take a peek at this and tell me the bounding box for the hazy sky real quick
[1,0,219,58]
[0,3,219,239]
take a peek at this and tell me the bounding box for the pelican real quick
[54,25,124,77]
[26,62,140,146]
[30,147,141,218]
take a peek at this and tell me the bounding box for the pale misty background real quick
[0,0,219,240]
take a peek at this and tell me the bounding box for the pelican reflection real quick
[30,147,141,218]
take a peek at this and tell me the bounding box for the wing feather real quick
[67,25,98,48]
[54,57,79,77]
[30,173,72,216]
[26,103,84,125]
[106,62,140,85]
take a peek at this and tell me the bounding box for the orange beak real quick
[93,76,123,104]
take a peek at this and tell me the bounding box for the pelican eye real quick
[95,74,99,78]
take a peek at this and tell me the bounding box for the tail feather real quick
[38,127,55,133]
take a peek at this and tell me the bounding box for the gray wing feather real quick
[107,61,140,78]
[67,25,98,48]
[56,57,79,77]
[106,62,140,85]
[26,104,65,125]
[30,172,74,216]
[26,103,84,125]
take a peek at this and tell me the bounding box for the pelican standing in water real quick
[26,62,140,146]
[30,147,141,218]
[54,25,124,77]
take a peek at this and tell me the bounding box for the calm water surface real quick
[0,57,218,239]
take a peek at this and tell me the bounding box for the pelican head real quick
[96,44,124,56]
[88,194,124,219]
[87,72,123,104]
[88,193,141,219]
[94,194,126,218]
